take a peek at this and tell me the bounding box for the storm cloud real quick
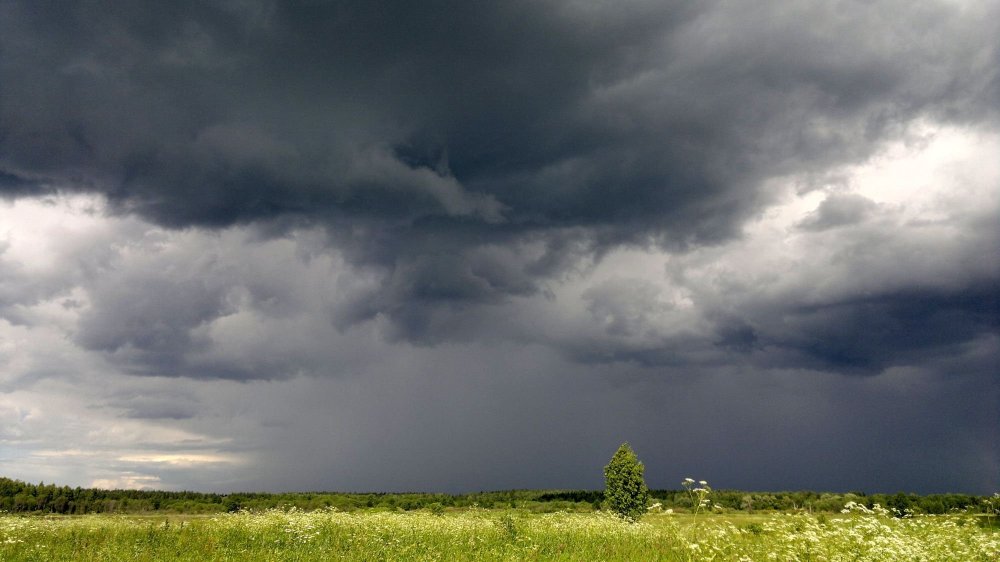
[0,1,997,494]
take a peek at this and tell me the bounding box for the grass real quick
[1,507,997,561]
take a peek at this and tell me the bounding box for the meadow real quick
[2,505,997,561]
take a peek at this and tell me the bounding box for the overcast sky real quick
[1,0,997,495]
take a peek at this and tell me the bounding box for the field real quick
[2,507,997,561]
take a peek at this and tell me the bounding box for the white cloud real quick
[90,474,162,491]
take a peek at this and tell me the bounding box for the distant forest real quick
[0,477,990,516]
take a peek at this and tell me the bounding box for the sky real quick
[0,0,997,495]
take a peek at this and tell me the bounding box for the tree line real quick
[0,476,990,516]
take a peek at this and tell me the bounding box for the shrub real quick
[603,442,648,521]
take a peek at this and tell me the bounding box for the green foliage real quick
[603,442,649,521]
[497,513,519,541]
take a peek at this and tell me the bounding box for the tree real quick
[603,442,649,521]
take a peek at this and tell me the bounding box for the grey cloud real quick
[2,0,998,343]
[712,317,760,354]
[56,223,394,380]
[329,227,598,340]
[1,210,995,494]
[798,193,878,231]
[120,405,199,420]
[102,390,201,420]
[75,273,232,375]
[559,335,707,369]
[583,278,671,337]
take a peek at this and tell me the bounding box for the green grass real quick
[1,508,997,561]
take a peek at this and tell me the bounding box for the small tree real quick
[603,442,649,521]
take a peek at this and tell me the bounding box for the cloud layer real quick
[0,1,997,493]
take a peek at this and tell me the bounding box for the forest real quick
[0,477,989,516]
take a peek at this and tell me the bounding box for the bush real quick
[603,442,649,521]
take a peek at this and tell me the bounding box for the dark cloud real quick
[0,1,998,495]
[2,0,998,342]
[760,285,1000,375]
[712,317,760,354]
[0,169,45,198]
